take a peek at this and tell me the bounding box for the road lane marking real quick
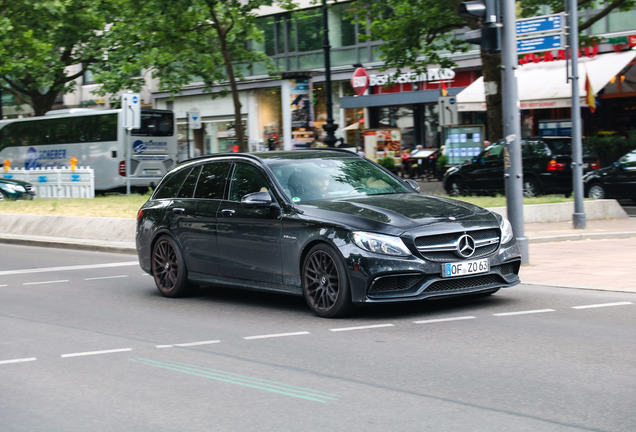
[0,357,37,365]
[493,309,556,317]
[156,340,221,348]
[131,358,341,403]
[0,261,139,276]
[22,280,69,286]
[244,332,310,340]
[414,316,476,324]
[84,275,129,281]
[572,302,633,309]
[61,348,132,358]
[329,323,395,332]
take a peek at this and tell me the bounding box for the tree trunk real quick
[481,51,503,141]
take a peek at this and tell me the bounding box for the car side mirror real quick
[241,191,272,208]
[404,179,420,192]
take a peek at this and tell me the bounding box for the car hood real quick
[296,193,497,234]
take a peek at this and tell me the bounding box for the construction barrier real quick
[2,167,95,199]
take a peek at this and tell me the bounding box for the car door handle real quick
[172,207,185,214]
[221,209,235,216]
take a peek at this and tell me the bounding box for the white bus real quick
[0,108,178,192]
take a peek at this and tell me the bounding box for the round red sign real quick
[351,67,370,96]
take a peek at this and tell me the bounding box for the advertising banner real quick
[290,79,315,149]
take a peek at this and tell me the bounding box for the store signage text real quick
[518,44,598,65]
[368,68,455,87]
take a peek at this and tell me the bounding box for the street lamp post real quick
[321,0,338,147]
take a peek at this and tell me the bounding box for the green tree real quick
[99,0,295,152]
[0,0,121,116]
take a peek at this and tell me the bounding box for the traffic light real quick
[458,0,501,54]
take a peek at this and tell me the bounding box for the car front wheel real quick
[446,177,465,196]
[523,177,540,197]
[588,183,606,200]
[302,244,352,318]
[151,235,193,298]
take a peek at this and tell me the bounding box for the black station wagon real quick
[136,149,521,317]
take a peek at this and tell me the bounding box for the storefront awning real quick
[456,50,636,111]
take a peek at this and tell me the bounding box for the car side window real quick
[483,144,503,161]
[525,140,547,157]
[177,165,202,198]
[194,162,230,199]
[229,163,270,202]
[154,167,192,199]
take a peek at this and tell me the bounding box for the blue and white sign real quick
[517,34,563,54]
[516,14,564,36]
[189,107,202,129]
[121,92,141,130]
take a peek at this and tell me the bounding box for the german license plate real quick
[443,258,489,278]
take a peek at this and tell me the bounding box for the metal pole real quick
[126,128,131,195]
[501,0,528,264]
[568,0,586,229]
[321,0,338,147]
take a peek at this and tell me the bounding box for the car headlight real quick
[499,216,514,244]
[351,232,411,257]
[5,184,26,193]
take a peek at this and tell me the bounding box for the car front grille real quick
[424,274,502,293]
[414,228,500,262]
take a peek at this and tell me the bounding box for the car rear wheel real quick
[151,235,193,298]
[302,244,352,318]
[0,191,6,201]
[447,177,465,196]
[588,183,606,200]
[523,177,540,197]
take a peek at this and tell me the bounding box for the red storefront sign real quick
[351,67,370,96]
[629,35,636,47]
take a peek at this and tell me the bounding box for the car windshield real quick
[264,156,412,203]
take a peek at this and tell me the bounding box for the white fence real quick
[2,167,95,198]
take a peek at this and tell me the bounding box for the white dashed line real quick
[22,280,69,286]
[493,309,556,317]
[84,275,129,281]
[0,261,139,276]
[244,331,310,340]
[0,357,37,365]
[572,302,633,309]
[414,316,476,324]
[156,340,221,348]
[329,324,395,332]
[61,348,132,358]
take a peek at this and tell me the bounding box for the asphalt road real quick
[1,244,635,431]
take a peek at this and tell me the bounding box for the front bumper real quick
[344,240,521,304]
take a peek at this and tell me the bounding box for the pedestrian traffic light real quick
[458,0,501,54]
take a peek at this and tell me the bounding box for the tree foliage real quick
[99,0,296,152]
[0,0,121,115]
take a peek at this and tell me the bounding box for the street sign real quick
[121,92,141,130]
[351,67,370,96]
[517,34,563,54]
[438,96,458,127]
[516,14,564,36]
[189,108,202,129]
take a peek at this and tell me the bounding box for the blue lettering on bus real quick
[133,140,168,154]
[24,147,67,169]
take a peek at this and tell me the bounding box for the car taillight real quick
[589,159,600,170]
[119,161,126,176]
[137,209,143,221]
[547,159,566,171]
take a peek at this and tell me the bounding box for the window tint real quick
[229,163,270,201]
[194,162,230,199]
[154,167,192,199]
[483,143,504,161]
[524,140,548,156]
[177,165,201,198]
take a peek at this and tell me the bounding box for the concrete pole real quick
[501,0,528,264]
[568,0,586,229]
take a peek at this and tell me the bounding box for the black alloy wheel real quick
[302,244,352,318]
[588,183,606,200]
[523,177,540,198]
[447,177,465,196]
[151,235,192,298]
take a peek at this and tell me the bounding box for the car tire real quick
[0,191,6,201]
[446,177,465,196]
[588,183,606,200]
[523,177,540,197]
[302,244,353,318]
[151,235,193,298]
